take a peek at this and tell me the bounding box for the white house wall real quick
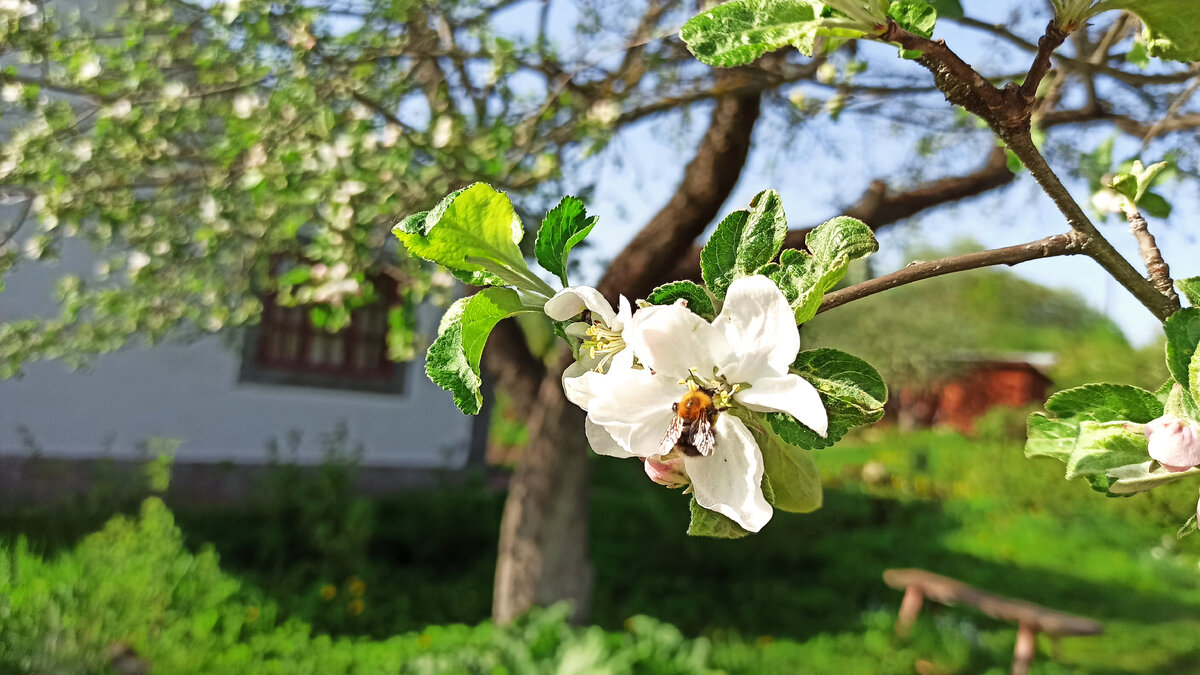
[0,224,474,469]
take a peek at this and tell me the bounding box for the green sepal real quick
[1178,513,1198,540]
[425,287,532,415]
[646,281,716,319]
[764,216,877,324]
[700,189,789,299]
[687,498,751,539]
[534,196,597,287]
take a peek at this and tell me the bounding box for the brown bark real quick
[597,84,764,301]
[492,352,592,624]
[490,85,764,624]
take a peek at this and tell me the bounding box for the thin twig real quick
[818,233,1082,313]
[1124,204,1179,307]
[1020,20,1069,102]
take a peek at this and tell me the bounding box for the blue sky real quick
[493,1,1198,345]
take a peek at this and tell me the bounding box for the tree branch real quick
[1124,205,1179,308]
[597,82,763,301]
[817,232,1082,313]
[1020,20,1069,102]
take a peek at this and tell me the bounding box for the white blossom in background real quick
[431,116,454,148]
[76,57,102,82]
[0,0,38,15]
[1,83,22,102]
[563,275,828,532]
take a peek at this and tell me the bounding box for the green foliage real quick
[699,189,789,299]
[534,196,597,287]
[1090,0,1200,61]
[887,0,938,59]
[753,413,824,514]
[680,0,823,65]
[1026,383,1161,461]
[768,348,888,450]
[394,184,548,294]
[1177,277,1200,307]
[687,497,753,539]
[426,288,532,415]
[646,281,716,319]
[1166,308,1200,387]
[762,216,877,324]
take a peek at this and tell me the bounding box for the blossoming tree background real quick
[6,0,1200,642]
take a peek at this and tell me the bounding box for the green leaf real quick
[534,196,597,287]
[1026,414,1079,463]
[1138,191,1171,219]
[687,498,751,538]
[1106,462,1200,495]
[681,0,822,66]
[394,183,536,290]
[1091,0,1200,62]
[1064,421,1149,480]
[1165,308,1200,387]
[646,281,716,319]
[1026,383,1163,464]
[1044,383,1164,424]
[887,0,938,58]
[1178,513,1198,539]
[765,216,878,324]
[755,416,823,513]
[925,0,963,18]
[1165,383,1200,422]
[767,348,887,450]
[1190,348,1200,409]
[1179,278,1200,307]
[700,189,789,299]
[1110,173,1138,201]
[425,288,530,415]
[1126,40,1150,68]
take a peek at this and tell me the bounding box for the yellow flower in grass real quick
[347,576,366,596]
[245,606,261,622]
[347,598,365,616]
[320,585,337,601]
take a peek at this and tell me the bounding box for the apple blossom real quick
[544,286,633,377]
[563,275,828,532]
[1144,415,1200,472]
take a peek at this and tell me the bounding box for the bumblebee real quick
[660,382,719,457]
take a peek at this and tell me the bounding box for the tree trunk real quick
[492,353,592,623]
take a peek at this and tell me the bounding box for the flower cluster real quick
[545,275,828,532]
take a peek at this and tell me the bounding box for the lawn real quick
[3,419,1200,673]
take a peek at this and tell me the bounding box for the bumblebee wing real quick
[689,415,716,457]
[659,416,686,454]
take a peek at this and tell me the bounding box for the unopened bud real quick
[644,449,690,489]
[1145,415,1200,472]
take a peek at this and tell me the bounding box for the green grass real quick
[4,422,1200,672]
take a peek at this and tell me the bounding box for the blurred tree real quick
[3,0,1200,623]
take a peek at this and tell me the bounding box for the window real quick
[239,276,406,395]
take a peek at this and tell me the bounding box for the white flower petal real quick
[625,304,726,380]
[574,368,680,457]
[544,286,616,325]
[565,322,591,338]
[609,345,634,373]
[562,369,607,412]
[734,374,828,438]
[586,418,628,458]
[684,414,772,533]
[713,275,799,383]
[613,295,633,330]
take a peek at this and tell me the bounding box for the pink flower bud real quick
[644,449,690,489]
[1144,415,1200,472]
